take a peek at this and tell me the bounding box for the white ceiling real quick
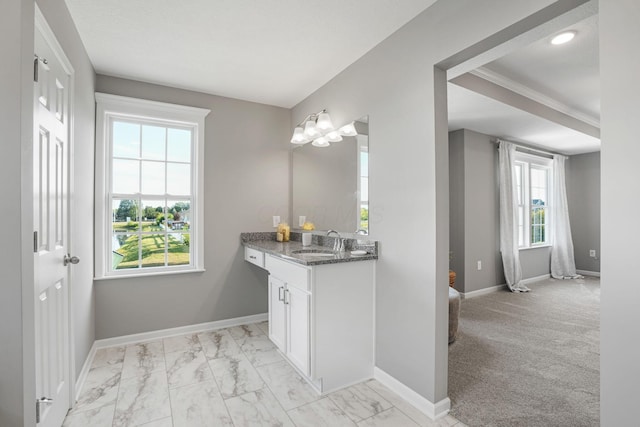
[448,14,600,155]
[64,0,437,108]
[65,1,600,154]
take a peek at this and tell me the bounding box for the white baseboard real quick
[374,367,450,420]
[460,284,505,299]
[94,313,268,349]
[521,273,551,286]
[576,269,600,277]
[75,341,97,402]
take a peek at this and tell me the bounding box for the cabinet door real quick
[286,285,311,376]
[268,276,286,352]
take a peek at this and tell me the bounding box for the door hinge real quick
[33,231,38,253]
[35,397,53,423]
[34,55,39,82]
[33,55,48,83]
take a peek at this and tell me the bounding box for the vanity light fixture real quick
[290,109,357,147]
[551,31,576,45]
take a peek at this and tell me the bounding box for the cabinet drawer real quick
[245,247,265,268]
[265,254,310,291]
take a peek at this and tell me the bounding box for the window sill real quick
[519,245,551,251]
[95,268,206,281]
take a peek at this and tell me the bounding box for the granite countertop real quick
[241,232,378,266]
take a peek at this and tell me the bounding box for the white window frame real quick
[94,93,210,279]
[514,152,552,249]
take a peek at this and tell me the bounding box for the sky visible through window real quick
[112,121,191,195]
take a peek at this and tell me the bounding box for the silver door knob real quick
[64,254,80,266]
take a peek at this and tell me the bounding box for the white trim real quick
[74,341,97,402]
[95,93,210,118]
[471,67,600,128]
[373,367,450,420]
[461,275,550,298]
[576,269,600,277]
[94,268,206,281]
[94,313,268,349]
[460,284,506,299]
[521,273,551,285]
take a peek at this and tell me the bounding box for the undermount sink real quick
[291,249,335,256]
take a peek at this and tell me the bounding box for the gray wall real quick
[292,0,563,405]
[600,1,640,423]
[36,0,97,386]
[94,75,290,339]
[567,152,600,273]
[449,130,466,289]
[1,0,95,425]
[292,135,358,232]
[449,129,552,294]
[1,1,34,424]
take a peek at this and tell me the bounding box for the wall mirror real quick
[292,115,369,234]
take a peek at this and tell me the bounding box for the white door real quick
[33,16,74,427]
[268,276,286,352]
[286,285,310,376]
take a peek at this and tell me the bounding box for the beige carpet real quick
[448,276,599,427]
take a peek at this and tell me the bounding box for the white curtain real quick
[550,154,580,279]
[498,141,529,292]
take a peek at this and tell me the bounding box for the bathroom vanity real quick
[241,232,376,394]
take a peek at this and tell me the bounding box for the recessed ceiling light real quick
[551,31,576,45]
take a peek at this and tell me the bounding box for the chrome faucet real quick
[326,230,343,252]
[354,229,368,235]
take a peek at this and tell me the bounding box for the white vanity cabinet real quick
[262,252,374,394]
[268,274,310,375]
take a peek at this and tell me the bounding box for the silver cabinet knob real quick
[64,254,80,266]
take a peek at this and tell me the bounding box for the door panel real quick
[286,286,310,376]
[34,18,71,427]
[268,276,286,352]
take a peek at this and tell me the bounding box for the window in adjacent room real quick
[95,93,210,279]
[514,153,552,248]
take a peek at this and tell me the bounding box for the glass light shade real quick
[312,137,330,147]
[338,122,357,136]
[316,112,334,131]
[551,31,576,45]
[326,131,343,142]
[304,120,321,138]
[290,126,308,144]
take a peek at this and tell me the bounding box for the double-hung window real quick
[95,93,210,278]
[514,153,552,248]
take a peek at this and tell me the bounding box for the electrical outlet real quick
[299,216,306,227]
[272,216,280,227]
[477,260,482,270]
[589,249,596,258]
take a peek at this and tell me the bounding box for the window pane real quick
[531,225,546,244]
[113,159,139,193]
[167,201,191,230]
[168,233,190,266]
[141,199,165,225]
[531,207,545,226]
[141,234,167,268]
[113,121,140,159]
[531,167,547,188]
[167,128,191,163]
[141,125,166,161]
[141,161,165,195]
[113,234,140,270]
[531,188,547,205]
[112,199,139,229]
[361,177,369,202]
[167,163,191,195]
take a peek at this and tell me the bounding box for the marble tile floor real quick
[64,321,465,427]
